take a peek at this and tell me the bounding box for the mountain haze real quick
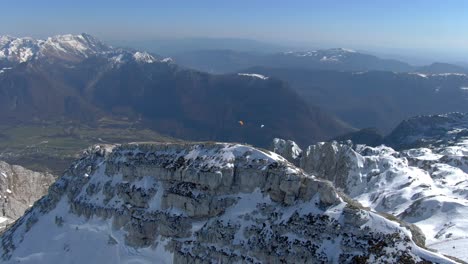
[247,67,468,132]
[172,48,468,74]
[0,34,352,147]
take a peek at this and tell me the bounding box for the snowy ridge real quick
[409,72,428,78]
[132,51,156,63]
[237,73,269,80]
[34,33,111,62]
[0,33,163,65]
[0,37,38,63]
[284,48,356,57]
[273,136,468,261]
[160,57,173,63]
[408,72,468,79]
[282,48,357,63]
[0,142,451,263]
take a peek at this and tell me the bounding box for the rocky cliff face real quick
[0,161,55,231]
[0,143,450,263]
[273,136,468,261]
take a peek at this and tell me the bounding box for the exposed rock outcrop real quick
[0,161,55,231]
[0,143,452,263]
[273,137,468,261]
[271,138,302,166]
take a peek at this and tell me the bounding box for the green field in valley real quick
[0,118,178,175]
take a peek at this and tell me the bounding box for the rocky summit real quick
[0,142,452,263]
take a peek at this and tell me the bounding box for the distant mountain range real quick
[0,34,352,147]
[385,112,468,149]
[172,48,468,74]
[332,112,468,150]
[242,67,468,133]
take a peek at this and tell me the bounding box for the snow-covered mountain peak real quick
[320,48,357,55]
[0,33,163,66]
[273,134,468,261]
[132,51,156,63]
[160,57,173,63]
[281,48,361,64]
[0,36,39,63]
[0,142,451,263]
[0,35,14,46]
[0,33,109,64]
[285,48,357,56]
[109,50,171,67]
[41,33,110,58]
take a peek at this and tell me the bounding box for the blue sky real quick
[1,0,468,60]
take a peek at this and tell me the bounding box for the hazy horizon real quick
[2,0,468,64]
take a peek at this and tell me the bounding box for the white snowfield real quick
[0,143,453,263]
[274,132,468,261]
[237,73,269,80]
[132,51,156,63]
[350,143,468,245]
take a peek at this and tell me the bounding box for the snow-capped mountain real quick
[0,34,105,64]
[282,48,359,63]
[0,161,55,231]
[273,113,468,261]
[0,33,168,66]
[172,48,415,74]
[280,50,468,74]
[0,143,452,263]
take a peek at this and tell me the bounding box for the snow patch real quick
[237,73,269,80]
[410,73,428,78]
[133,51,156,63]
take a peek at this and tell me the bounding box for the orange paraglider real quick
[238,120,244,126]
